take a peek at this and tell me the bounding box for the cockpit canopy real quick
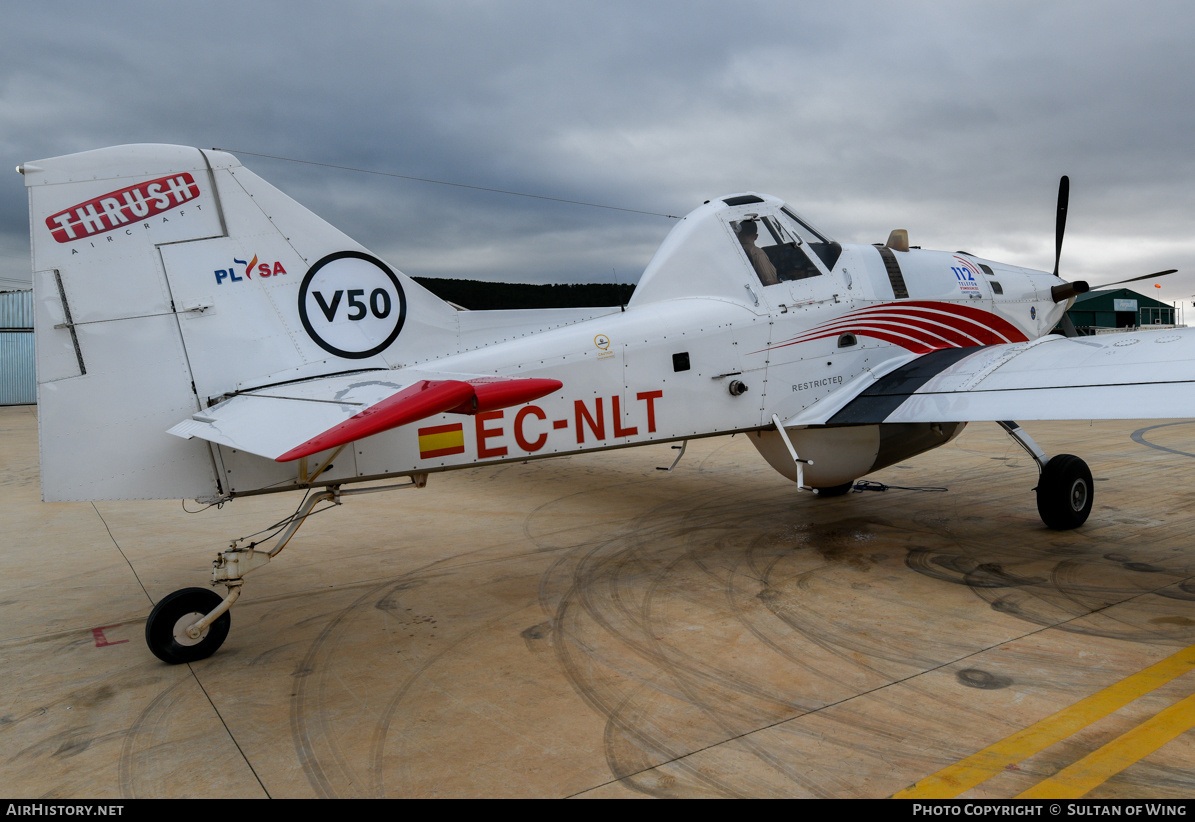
[630,193,842,307]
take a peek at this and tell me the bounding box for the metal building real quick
[0,289,35,405]
[1063,287,1177,335]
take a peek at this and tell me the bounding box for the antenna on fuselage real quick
[613,267,625,312]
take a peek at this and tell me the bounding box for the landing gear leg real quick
[145,487,339,663]
[144,474,428,664]
[997,421,1092,530]
[146,475,432,659]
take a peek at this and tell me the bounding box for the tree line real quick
[413,278,635,310]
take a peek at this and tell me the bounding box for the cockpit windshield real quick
[779,207,842,271]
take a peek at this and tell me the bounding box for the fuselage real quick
[20,144,1073,500]
[217,193,1072,495]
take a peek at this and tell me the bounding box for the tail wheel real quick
[1036,454,1093,530]
[145,587,231,664]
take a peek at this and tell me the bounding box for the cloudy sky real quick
[3,1,1194,308]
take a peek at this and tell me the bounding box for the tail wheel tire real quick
[145,587,231,664]
[1036,454,1093,530]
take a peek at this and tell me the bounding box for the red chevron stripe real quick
[848,320,969,348]
[768,319,960,352]
[847,310,994,345]
[843,328,938,354]
[764,301,1028,354]
[824,304,1024,344]
[898,301,1027,342]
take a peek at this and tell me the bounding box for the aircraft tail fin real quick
[22,144,459,500]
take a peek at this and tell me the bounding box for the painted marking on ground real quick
[893,642,1195,798]
[1017,690,1195,799]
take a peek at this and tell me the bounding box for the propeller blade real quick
[1093,269,1178,289]
[1053,175,1069,279]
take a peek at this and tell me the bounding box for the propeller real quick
[1046,174,1178,304]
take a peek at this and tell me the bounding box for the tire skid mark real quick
[636,541,835,796]
[291,581,395,798]
[285,564,547,798]
[534,462,1195,796]
[119,680,184,798]
[544,485,870,795]
[914,549,1195,646]
[366,590,544,798]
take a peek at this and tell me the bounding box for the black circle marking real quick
[956,668,1012,690]
[298,251,406,359]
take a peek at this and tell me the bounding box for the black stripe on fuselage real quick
[876,246,909,299]
[826,346,984,425]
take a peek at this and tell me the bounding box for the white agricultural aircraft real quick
[19,145,1195,664]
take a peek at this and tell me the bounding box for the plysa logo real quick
[298,251,406,359]
[46,174,200,243]
[215,254,287,285]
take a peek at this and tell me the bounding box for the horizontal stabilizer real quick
[275,376,562,462]
[168,371,563,463]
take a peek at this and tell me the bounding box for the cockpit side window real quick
[732,214,822,285]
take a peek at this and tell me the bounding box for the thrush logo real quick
[46,174,200,243]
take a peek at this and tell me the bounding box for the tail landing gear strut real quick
[145,475,427,664]
[998,421,1093,530]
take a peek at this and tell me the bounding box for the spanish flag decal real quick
[418,423,465,459]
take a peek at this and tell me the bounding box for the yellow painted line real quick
[893,643,1195,799]
[1017,690,1195,799]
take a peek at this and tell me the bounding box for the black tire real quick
[145,587,231,664]
[1036,454,1093,530]
[814,482,854,498]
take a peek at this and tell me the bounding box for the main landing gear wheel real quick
[145,587,231,664]
[1036,454,1093,530]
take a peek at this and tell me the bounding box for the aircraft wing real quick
[168,370,562,462]
[787,329,1195,426]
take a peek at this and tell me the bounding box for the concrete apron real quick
[2,404,1194,798]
